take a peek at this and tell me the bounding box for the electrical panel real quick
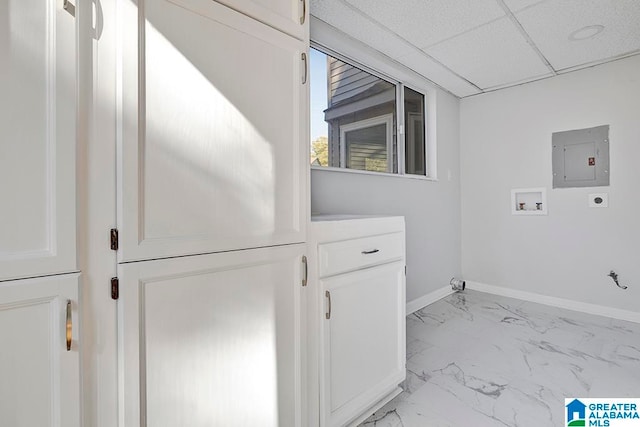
[552,125,609,188]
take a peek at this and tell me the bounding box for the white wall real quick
[310,17,463,305]
[312,89,462,303]
[460,55,640,313]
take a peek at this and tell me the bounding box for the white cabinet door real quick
[0,274,80,427]
[0,0,77,280]
[321,262,405,427]
[118,244,306,427]
[214,0,308,40]
[118,0,308,263]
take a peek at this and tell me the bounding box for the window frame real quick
[406,111,424,174]
[339,114,394,172]
[309,43,430,179]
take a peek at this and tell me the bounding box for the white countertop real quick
[311,214,397,222]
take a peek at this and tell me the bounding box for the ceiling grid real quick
[310,0,640,97]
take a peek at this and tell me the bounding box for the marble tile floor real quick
[361,290,640,427]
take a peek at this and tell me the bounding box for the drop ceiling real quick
[310,0,640,97]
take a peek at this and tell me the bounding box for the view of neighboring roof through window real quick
[309,47,427,177]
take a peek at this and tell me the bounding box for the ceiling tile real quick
[310,0,415,59]
[342,0,505,49]
[502,0,547,13]
[395,51,481,97]
[426,17,552,89]
[515,0,640,70]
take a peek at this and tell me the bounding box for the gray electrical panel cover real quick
[552,125,609,188]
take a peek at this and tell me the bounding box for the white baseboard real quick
[467,281,640,324]
[406,285,455,314]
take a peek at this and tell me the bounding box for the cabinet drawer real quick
[318,233,404,278]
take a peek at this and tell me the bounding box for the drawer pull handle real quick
[325,290,331,320]
[361,249,379,255]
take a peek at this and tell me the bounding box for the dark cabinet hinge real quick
[110,228,119,251]
[111,277,119,300]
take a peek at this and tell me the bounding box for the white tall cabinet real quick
[116,0,309,426]
[0,0,81,425]
[0,0,77,281]
[118,0,308,262]
[1,0,308,425]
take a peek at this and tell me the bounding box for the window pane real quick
[310,47,397,172]
[404,87,426,175]
[345,123,388,172]
[310,48,329,166]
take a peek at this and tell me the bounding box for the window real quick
[404,87,426,175]
[341,114,394,172]
[309,47,427,176]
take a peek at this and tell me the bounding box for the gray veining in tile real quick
[360,290,640,427]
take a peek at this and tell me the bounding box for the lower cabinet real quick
[322,262,405,426]
[117,244,306,427]
[0,274,80,427]
[310,216,406,427]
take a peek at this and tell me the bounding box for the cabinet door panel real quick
[0,0,77,280]
[214,0,308,40]
[119,0,307,262]
[118,245,305,426]
[321,262,405,427]
[0,274,80,427]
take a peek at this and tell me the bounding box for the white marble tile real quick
[360,290,640,426]
[361,390,457,427]
[406,336,434,360]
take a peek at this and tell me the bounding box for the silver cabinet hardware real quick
[325,290,331,319]
[302,255,308,287]
[66,300,72,351]
[301,52,308,84]
[63,0,76,17]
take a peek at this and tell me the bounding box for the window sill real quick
[310,165,438,182]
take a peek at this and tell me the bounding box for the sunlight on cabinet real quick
[118,245,305,427]
[118,0,307,262]
[144,20,275,238]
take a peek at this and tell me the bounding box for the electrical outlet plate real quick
[589,193,608,208]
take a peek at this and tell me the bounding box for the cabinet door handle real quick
[361,249,379,255]
[300,0,306,25]
[325,290,331,320]
[301,52,308,85]
[301,255,308,287]
[63,0,76,17]
[66,300,72,351]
